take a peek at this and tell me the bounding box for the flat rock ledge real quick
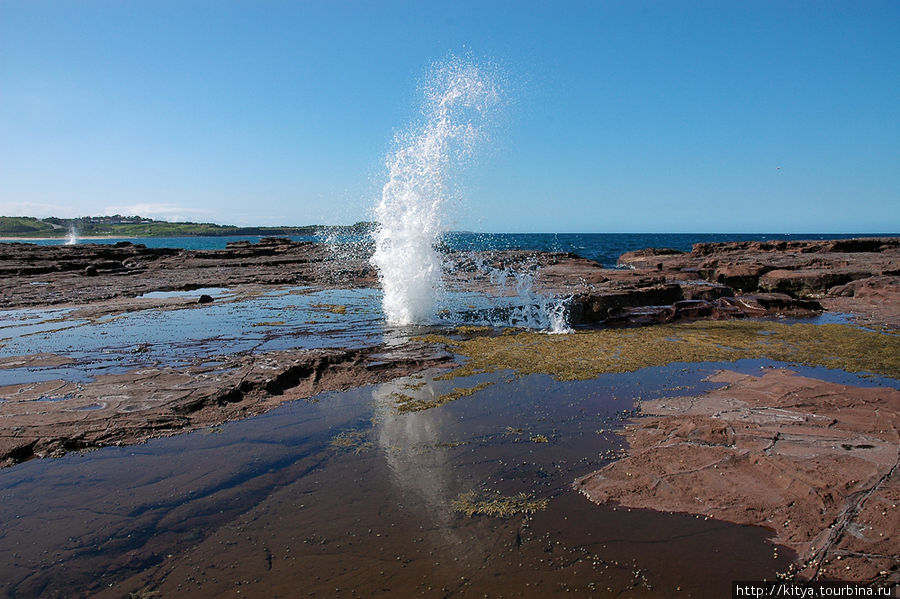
[441,237,899,328]
[4,237,899,329]
[575,369,900,585]
[0,237,376,308]
[0,342,451,468]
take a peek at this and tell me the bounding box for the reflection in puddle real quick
[0,365,795,598]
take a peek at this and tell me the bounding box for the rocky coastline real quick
[1,236,898,585]
[3,236,897,327]
[1,236,897,466]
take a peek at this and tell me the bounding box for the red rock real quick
[571,284,683,324]
[759,268,871,297]
[672,299,714,319]
[679,281,734,301]
[575,369,900,584]
[0,342,452,468]
[712,263,771,291]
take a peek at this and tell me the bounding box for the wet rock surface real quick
[575,369,900,585]
[443,237,899,327]
[0,367,791,599]
[0,342,451,468]
[4,236,898,328]
[1,237,897,466]
[0,238,376,308]
[0,237,896,466]
[2,237,899,583]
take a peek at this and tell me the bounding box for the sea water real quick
[4,232,884,266]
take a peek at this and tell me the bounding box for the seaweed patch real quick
[452,490,549,518]
[391,381,494,413]
[311,303,348,315]
[425,322,900,380]
[329,429,372,453]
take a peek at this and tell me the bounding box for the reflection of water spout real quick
[65,225,78,245]
[371,375,474,549]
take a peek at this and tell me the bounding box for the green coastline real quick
[0,215,374,238]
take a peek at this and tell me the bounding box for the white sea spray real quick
[372,56,570,333]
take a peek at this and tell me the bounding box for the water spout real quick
[371,56,571,333]
[372,56,500,325]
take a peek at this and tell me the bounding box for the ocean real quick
[5,232,892,267]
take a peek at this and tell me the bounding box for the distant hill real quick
[0,216,375,238]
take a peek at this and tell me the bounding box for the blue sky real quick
[1,1,897,233]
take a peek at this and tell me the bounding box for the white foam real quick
[372,57,500,325]
[443,256,573,333]
[372,56,571,333]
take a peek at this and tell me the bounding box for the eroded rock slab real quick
[0,238,376,308]
[617,238,900,328]
[0,342,451,468]
[575,369,900,584]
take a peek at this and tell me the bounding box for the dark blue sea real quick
[6,232,894,267]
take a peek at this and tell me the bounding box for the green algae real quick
[453,325,494,336]
[426,321,900,381]
[452,490,549,518]
[311,303,347,314]
[329,429,372,453]
[391,381,494,413]
[251,320,285,327]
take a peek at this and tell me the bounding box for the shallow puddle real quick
[0,364,797,598]
[0,288,387,386]
[0,287,564,388]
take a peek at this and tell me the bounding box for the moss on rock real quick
[427,322,899,381]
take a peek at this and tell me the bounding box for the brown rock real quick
[575,369,900,584]
[672,299,714,319]
[822,275,900,329]
[759,268,871,297]
[610,237,898,328]
[712,263,770,291]
[679,281,734,301]
[0,343,452,468]
[0,239,377,308]
[571,284,684,324]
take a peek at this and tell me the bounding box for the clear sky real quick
[1,1,897,233]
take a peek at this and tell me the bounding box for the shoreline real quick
[0,235,138,241]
